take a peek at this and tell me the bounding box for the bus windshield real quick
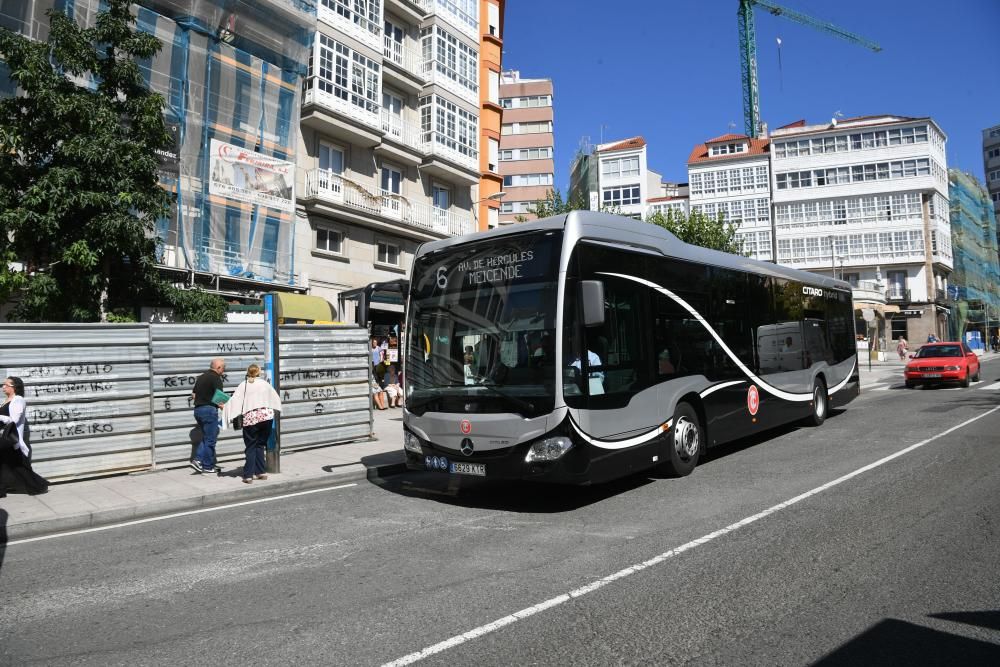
[405,231,562,417]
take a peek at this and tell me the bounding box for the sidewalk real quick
[1,408,408,541]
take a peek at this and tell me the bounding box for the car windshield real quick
[914,345,962,358]
[404,231,562,418]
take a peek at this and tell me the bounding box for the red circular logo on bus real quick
[747,385,760,416]
[460,419,472,435]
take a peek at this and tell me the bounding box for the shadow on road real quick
[373,471,654,513]
[813,615,1000,666]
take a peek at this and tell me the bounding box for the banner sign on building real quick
[209,139,294,212]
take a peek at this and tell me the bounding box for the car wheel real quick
[661,401,701,477]
[973,367,981,382]
[806,378,828,426]
[962,370,971,388]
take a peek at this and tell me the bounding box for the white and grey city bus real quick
[401,211,859,484]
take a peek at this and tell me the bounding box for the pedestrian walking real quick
[222,364,282,484]
[190,357,226,474]
[896,336,908,361]
[0,376,49,497]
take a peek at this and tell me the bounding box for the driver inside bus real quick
[567,337,604,393]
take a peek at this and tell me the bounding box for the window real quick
[432,183,450,210]
[987,148,1000,160]
[314,35,380,114]
[500,98,512,109]
[316,227,343,254]
[602,185,641,207]
[488,138,499,172]
[420,25,478,96]
[504,173,553,187]
[377,241,400,266]
[502,121,552,134]
[420,95,478,160]
[709,142,747,156]
[488,69,499,104]
[380,165,402,194]
[322,0,381,36]
[601,156,639,178]
[319,142,344,174]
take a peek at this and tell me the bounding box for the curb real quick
[5,460,407,542]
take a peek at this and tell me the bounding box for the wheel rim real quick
[674,416,700,460]
[814,386,826,418]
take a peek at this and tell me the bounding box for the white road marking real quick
[5,483,358,546]
[382,406,1000,667]
[982,381,1000,391]
[866,383,890,391]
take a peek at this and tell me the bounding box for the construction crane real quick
[738,0,881,138]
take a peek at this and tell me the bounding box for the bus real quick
[401,211,859,484]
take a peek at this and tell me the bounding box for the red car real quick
[904,342,981,388]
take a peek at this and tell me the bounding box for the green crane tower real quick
[738,0,882,138]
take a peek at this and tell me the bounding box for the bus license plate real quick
[450,462,486,476]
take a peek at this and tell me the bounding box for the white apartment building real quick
[687,134,773,261]
[770,115,952,340]
[646,181,690,218]
[295,0,482,327]
[984,124,1000,235]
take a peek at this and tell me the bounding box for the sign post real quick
[862,308,875,371]
[263,293,281,473]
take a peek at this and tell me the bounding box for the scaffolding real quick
[4,0,317,290]
[948,169,1000,344]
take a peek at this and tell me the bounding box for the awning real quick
[338,279,409,326]
[854,301,899,315]
[273,292,337,324]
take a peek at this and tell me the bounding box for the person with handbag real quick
[222,364,282,484]
[0,376,49,497]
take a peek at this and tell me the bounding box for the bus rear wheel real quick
[662,402,702,477]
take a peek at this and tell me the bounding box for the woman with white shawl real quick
[222,364,282,484]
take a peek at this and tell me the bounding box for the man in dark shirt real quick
[190,357,226,474]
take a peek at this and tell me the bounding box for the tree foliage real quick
[165,287,229,323]
[0,1,173,321]
[645,209,747,255]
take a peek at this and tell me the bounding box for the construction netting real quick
[3,0,317,288]
[948,169,1000,338]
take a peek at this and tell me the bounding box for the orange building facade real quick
[478,0,505,230]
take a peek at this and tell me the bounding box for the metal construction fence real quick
[0,322,372,481]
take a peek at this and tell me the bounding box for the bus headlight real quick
[403,432,423,454]
[525,436,573,463]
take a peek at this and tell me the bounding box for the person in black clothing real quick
[190,357,226,474]
[0,376,48,497]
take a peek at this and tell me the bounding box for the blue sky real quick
[502,0,1000,191]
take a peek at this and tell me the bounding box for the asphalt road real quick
[2,365,1000,666]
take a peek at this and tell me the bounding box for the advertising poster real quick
[209,139,294,212]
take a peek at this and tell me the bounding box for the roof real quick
[646,195,689,203]
[687,137,770,165]
[705,133,749,144]
[770,114,934,139]
[597,136,645,152]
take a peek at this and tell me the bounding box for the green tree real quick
[645,209,747,255]
[0,1,172,321]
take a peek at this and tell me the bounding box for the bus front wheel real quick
[807,378,828,426]
[662,402,702,477]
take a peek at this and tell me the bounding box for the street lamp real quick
[473,191,506,230]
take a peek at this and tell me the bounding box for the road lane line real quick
[982,381,1000,391]
[5,483,358,546]
[382,405,1000,667]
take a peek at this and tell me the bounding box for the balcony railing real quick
[886,286,911,303]
[304,169,472,236]
[383,36,424,79]
[302,78,381,131]
[381,111,427,152]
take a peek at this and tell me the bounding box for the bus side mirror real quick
[580,280,605,328]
